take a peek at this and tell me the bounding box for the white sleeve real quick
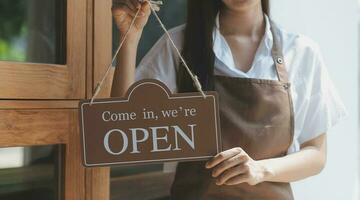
[135,27,184,93]
[297,46,348,144]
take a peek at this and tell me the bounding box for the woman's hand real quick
[111,0,151,97]
[112,0,151,38]
[205,147,272,186]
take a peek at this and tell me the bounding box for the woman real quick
[111,0,347,199]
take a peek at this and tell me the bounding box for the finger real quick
[216,164,249,185]
[224,173,250,186]
[113,0,134,10]
[123,0,136,10]
[125,0,147,17]
[206,147,243,169]
[112,3,137,17]
[211,153,249,177]
[130,0,141,9]
[140,1,151,16]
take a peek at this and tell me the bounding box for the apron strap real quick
[269,19,289,83]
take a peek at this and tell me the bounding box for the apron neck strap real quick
[269,19,289,83]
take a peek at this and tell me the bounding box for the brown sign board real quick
[79,79,222,167]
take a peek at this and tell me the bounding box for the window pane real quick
[111,1,186,199]
[0,0,66,64]
[0,145,64,200]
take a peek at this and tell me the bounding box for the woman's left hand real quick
[205,147,270,186]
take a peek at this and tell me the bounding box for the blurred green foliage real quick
[0,0,26,40]
[0,0,27,61]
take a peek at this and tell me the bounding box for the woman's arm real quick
[111,0,151,97]
[259,133,326,183]
[205,133,327,185]
[111,34,140,97]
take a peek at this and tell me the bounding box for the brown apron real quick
[170,20,295,200]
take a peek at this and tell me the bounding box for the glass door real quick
[0,0,89,199]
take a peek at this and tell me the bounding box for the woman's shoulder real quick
[167,24,187,37]
[138,24,186,67]
[135,24,187,89]
[272,21,321,58]
[140,24,186,64]
[271,20,326,87]
[155,24,186,50]
[272,20,324,73]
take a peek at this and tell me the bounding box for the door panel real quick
[0,109,71,147]
[0,0,111,199]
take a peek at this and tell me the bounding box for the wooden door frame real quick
[0,0,111,199]
[84,0,113,199]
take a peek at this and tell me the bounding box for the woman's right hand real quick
[112,0,151,39]
[111,0,151,97]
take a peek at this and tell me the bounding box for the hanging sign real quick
[79,79,221,167]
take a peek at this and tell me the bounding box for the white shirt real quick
[135,15,347,154]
